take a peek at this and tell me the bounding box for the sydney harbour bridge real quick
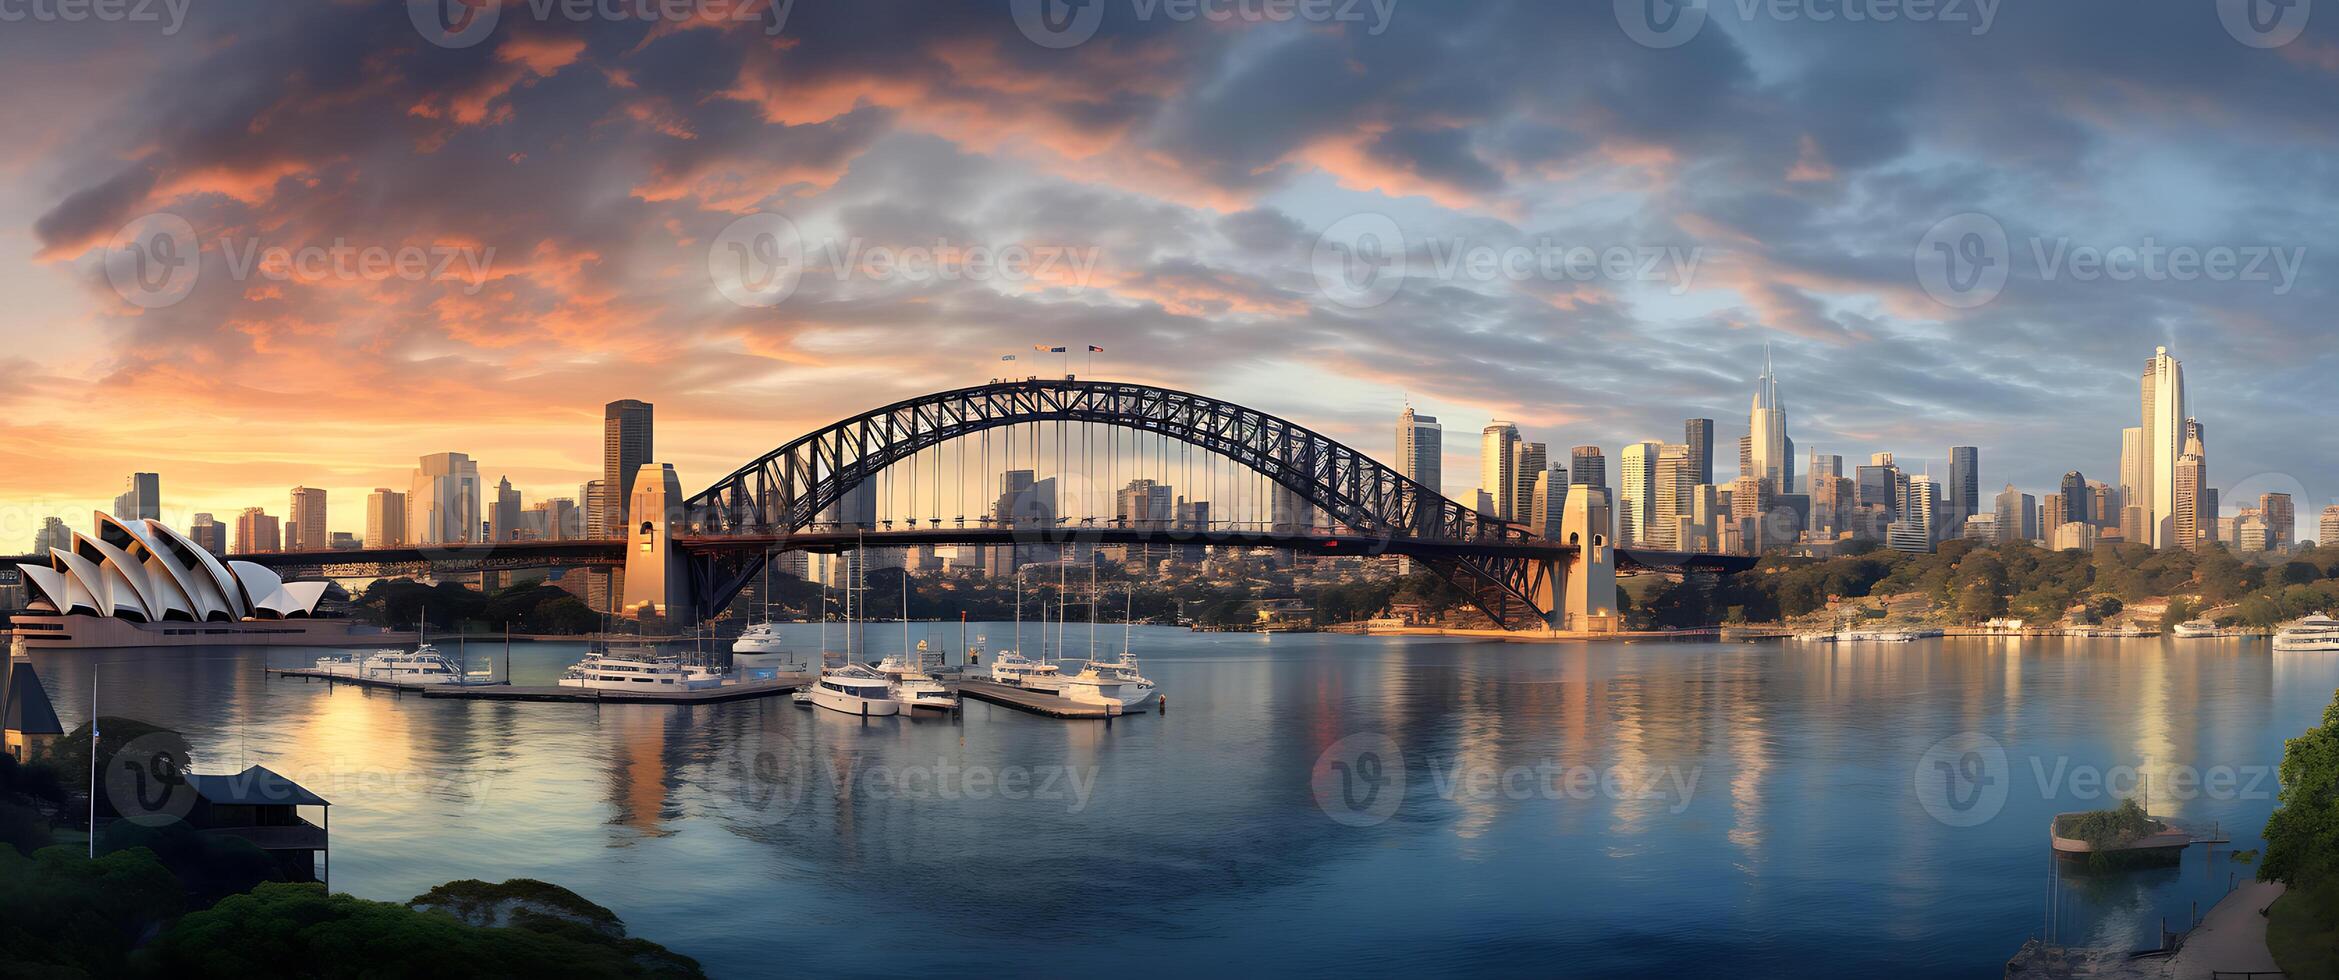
[15,378,1753,632]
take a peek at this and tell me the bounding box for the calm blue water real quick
[25,631,2337,978]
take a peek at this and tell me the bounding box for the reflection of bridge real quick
[13,378,1753,631]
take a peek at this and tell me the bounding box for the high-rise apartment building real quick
[113,472,160,522]
[287,486,327,551]
[367,489,408,549]
[1396,406,1442,497]
[409,452,482,545]
[600,399,654,539]
[235,507,281,554]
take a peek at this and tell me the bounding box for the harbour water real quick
[24,630,2336,977]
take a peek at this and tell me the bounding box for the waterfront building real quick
[1684,419,1714,488]
[1744,346,1793,495]
[287,486,326,551]
[1480,422,1521,520]
[186,513,225,554]
[113,472,160,522]
[1396,406,1442,497]
[2260,492,2295,551]
[235,508,281,554]
[366,489,407,549]
[409,452,481,546]
[600,399,654,539]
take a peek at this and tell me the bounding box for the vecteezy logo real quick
[1914,211,2009,309]
[1913,732,2009,828]
[715,731,807,827]
[1311,212,1407,310]
[708,212,805,308]
[1311,732,1405,827]
[1012,0,1105,49]
[103,212,199,309]
[408,0,501,49]
[2219,0,2312,48]
[104,732,199,827]
[1614,0,1708,49]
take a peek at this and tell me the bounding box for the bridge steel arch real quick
[681,377,1565,629]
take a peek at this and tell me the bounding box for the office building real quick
[1651,444,1691,550]
[2320,505,2339,548]
[113,472,160,522]
[1887,479,1938,553]
[287,486,326,551]
[1619,441,1660,547]
[989,469,1059,573]
[1744,346,1792,494]
[1947,447,1979,529]
[366,489,407,549]
[1528,468,1568,539]
[1396,406,1442,497]
[409,452,482,546]
[490,477,523,542]
[2174,427,2210,552]
[600,399,654,539]
[1684,419,1714,488]
[1118,478,1175,565]
[32,516,71,556]
[1480,423,1521,520]
[2261,492,2295,551]
[1569,446,1607,493]
[187,513,226,554]
[235,508,281,554]
[2121,346,2188,548]
[1512,441,1547,526]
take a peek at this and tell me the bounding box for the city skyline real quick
[0,4,2329,541]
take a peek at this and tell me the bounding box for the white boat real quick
[2273,614,2339,652]
[880,656,958,712]
[809,663,900,716]
[989,649,1062,690]
[559,649,727,691]
[1082,590,1159,711]
[1052,661,1128,709]
[313,644,466,684]
[2171,619,2225,639]
[733,621,788,654]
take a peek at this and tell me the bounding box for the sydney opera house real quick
[11,513,362,649]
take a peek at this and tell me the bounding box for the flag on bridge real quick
[1040,345,1067,353]
[1087,345,1104,352]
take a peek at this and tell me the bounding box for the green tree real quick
[2261,687,2339,886]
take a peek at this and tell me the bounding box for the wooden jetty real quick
[956,679,1123,718]
[270,667,804,705]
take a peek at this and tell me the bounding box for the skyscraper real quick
[1652,444,1691,549]
[1396,406,1442,497]
[2320,505,2339,548]
[1619,441,1660,547]
[187,513,226,554]
[1947,447,1979,529]
[1569,446,1607,491]
[1528,467,1568,539]
[2260,492,2295,551]
[1512,441,1547,526]
[601,399,654,539]
[287,486,326,551]
[490,477,523,542]
[1887,479,1938,553]
[2135,346,2187,548]
[367,489,407,549]
[32,516,71,555]
[113,473,160,521]
[1480,423,1520,520]
[1683,419,1714,488]
[409,452,482,545]
[235,508,281,554]
[2173,426,2209,552]
[1745,346,1790,494]
[2059,471,2090,527]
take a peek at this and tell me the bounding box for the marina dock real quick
[270,667,805,704]
[956,679,1124,718]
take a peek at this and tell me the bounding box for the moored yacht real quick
[989,650,1062,691]
[809,663,900,716]
[314,644,465,684]
[2171,619,2226,639]
[879,655,958,712]
[559,649,726,691]
[733,621,787,654]
[2273,614,2339,652]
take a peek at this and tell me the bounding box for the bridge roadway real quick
[2,525,1747,576]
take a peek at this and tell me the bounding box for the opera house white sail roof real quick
[16,513,332,622]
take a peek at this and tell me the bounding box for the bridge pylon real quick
[1533,487,1618,632]
[622,463,690,623]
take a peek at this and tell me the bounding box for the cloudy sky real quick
[2,0,2332,542]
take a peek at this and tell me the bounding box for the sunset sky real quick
[2,0,2332,544]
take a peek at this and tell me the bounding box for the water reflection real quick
[17,632,2333,978]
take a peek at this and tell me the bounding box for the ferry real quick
[313,645,466,685]
[2273,614,2339,652]
[558,649,726,691]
